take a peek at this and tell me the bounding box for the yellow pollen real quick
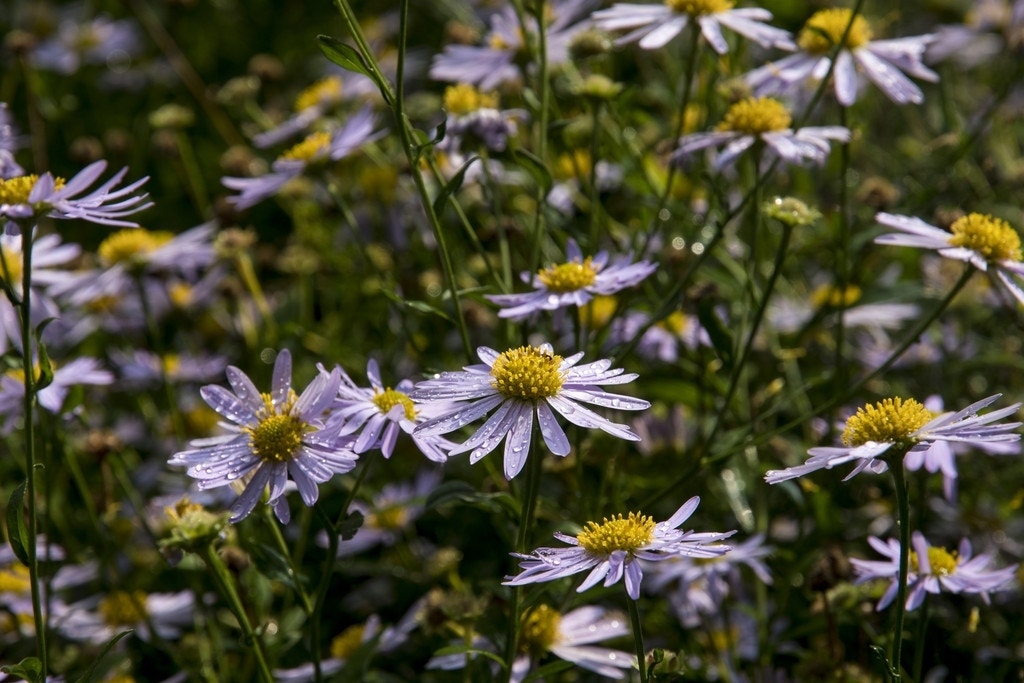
[279,131,332,163]
[717,97,792,135]
[294,77,344,113]
[0,175,41,206]
[519,605,562,654]
[948,213,1022,262]
[443,83,500,116]
[371,387,417,421]
[811,283,862,308]
[330,623,366,660]
[582,295,618,328]
[0,245,24,285]
[169,283,193,308]
[665,0,733,16]
[97,228,174,267]
[659,311,690,336]
[490,346,565,400]
[538,257,598,293]
[98,590,149,626]
[0,565,31,594]
[244,391,308,463]
[841,397,932,447]
[798,9,874,53]
[576,511,656,555]
[910,546,959,576]
[368,506,411,531]
[554,150,592,180]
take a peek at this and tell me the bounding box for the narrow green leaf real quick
[33,332,54,392]
[73,630,134,683]
[431,644,508,669]
[697,297,733,369]
[379,288,454,322]
[6,481,30,566]
[432,155,478,215]
[315,35,393,105]
[511,149,553,194]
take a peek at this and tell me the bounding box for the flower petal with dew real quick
[412,344,650,479]
[765,394,1021,484]
[513,604,635,681]
[169,349,359,523]
[503,496,735,600]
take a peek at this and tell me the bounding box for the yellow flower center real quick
[371,387,417,421]
[582,295,618,328]
[97,228,174,267]
[368,506,411,531]
[576,511,657,555]
[0,564,31,594]
[798,9,874,53]
[538,257,598,293]
[841,397,932,446]
[443,83,499,116]
[244,390,308,463]
[98,590,149,626]
[0,245,24,285]
[659,311,691,336]
[519,604,562,654]
[294,77,344,113]
[279,131,332,163]
[169,283,193,308]
[490,346,565,400]
[910,546,959,576]
[554,150,591,180]
[717,97,792,135]
[330,623,366,659]
[811,283,862,308]
[0,175,41,206]
[948,213,1022,262]
[665,0,733,16]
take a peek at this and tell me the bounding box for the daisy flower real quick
[253,75,348,149]
[592,0,795,54]
[744,8,938,106]
[0,356,114,433]
[851,531,1019,611]
[0,160,151,230]
[765,394,1021,484]
[438,83,526,154]
[222,105,381,210]
[57,589,196,644]
[169,349,359,523]
[672,96,850,170]
[485,239,656,320]
[31,12,142,76]
[327,358,457,463]
[874,211,1024,305]
[411,344,650,479]
[503,496,734,600]
[512,604,635,681]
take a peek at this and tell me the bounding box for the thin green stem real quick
[261,506,313,614]
[504,441,543,682]
[890,458,911,682]
[912,597,929,682]
[627,594,647,683]
[133,273,186,445]
[833,104,851,420]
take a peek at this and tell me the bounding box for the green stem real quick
[627,593,647,683]
[133,273,186,445]
[261,506,313,614]
[200,545,275,683]
[526,0,552,278]
[833,104,851,420]
[504,441,543,682]
[912,597,929,682]
[889,456,911,682]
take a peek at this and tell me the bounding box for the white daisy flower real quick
[874,211,1024,305]
[513,604,635,681]
[503,496,734,600]
[411,344,650,479]
[765,395,1021,484]
[592,0,795,54]
[744,8,938,106]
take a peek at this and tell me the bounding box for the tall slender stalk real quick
[504,441,543,683]
[627,594,648,682]
[889,458,911,682]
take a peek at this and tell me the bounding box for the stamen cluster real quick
[490,346,565,400]
[948,213,1022,262]
[717,97,792,135]
[576,512,656,555]
[537,258,598,292]
[841,397,932,447]
[798,8,873,53]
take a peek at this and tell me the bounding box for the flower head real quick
[513,604,635,681]
[875,211,1024,305]
[486,239,656,319]
[412,344,650,479]
[744,8,938,106]
[169,349,359,523]
[765,394,1021,484]
[503,496,734,599]
[851,531,1019,610]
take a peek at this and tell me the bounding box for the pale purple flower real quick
[851,531,1019,610]
[411,344,650,479]
[110,349,228,388]
[486,239,656,320]
[592,2,794,53]
[0,103,24,179]
[503,496,734,600]
[0,356,114,433]
[874,211,1024,305]
[765,395,1021,484]
[56,590,196,644]
[223,106,381,210]
[32,13,142,75]
[253,75,348,149]
[169,349,359,523]
[743,8,937,106]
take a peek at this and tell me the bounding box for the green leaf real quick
[73,630,134,683]
[432,155,479,216]
[6,481,30,566]
[430,644,508,669]
[247,541,305,595]
[868,644,894,682]
[33,328,55,392]
[337,509,364,541]
[379,288,454,322]
[696,297,733,369]
[316,35,393,105]
[1,657,43,683]
[511,149,553,194]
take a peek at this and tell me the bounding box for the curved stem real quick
[627,593,647,683]
[889,458,911,682]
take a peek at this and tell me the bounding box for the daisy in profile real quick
[169,349,359,523]
[0,355,114,433]
[0,160,151,230]
[672,96,850,170]
[327,358,457,463]
[485,239,656,320]
[438,83,526,154]
[744,8,938,106]
[504,496,734,599]
[765,394,1021,484]
[411,344,649,479]
[512,604,635,681]
[874,211,1024,305]
[851,531,1019,611]
[592,0,795,53]
[222,106,381,210]
[253,75,348,148]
